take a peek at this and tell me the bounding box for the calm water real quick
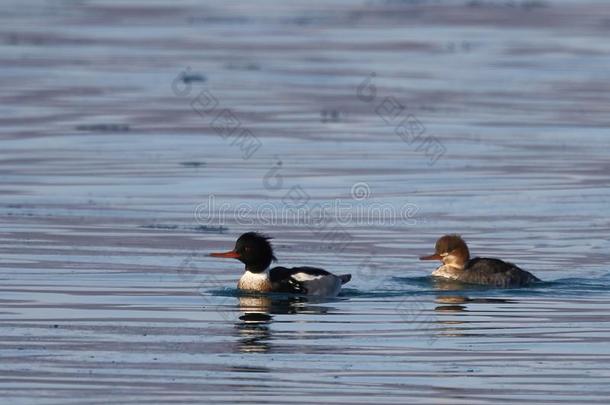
[1,1,610,404]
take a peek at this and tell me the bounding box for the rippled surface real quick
[1,0,610,403]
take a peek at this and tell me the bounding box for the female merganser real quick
[420,235,540,287]
[209,232,351,296]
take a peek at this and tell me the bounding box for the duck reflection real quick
[431,294,516,340]
[435,294,514,311]
[234,294,338,353]
[431,277,480,292]
[431,277,515,310]
[235,296,273,353]
[434,295,469,312]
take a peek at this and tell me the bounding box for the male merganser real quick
[210,232,351,296]
[420,235,540,287]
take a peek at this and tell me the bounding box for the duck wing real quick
[463,258,540,287]
[269,266,350,296]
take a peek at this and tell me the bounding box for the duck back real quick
[269,266,350,296]
[460,257,540,287]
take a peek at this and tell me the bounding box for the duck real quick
[420,234,540,287]
[209,232,351,296]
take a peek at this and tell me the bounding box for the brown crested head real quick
[420,234,470,264]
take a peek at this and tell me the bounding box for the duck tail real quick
[339,274,352,285]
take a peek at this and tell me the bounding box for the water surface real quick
[1,0,610,403]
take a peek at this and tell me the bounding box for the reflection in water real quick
[435,304,467,312]
[430,277,487,291]
[434,294,514,312]
[435,295,469,312]
[432,295,516,339]
[236,296,273,353]
[234,295,339,353]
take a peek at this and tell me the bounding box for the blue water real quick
[1,0,610,404]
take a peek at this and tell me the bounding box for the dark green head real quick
[210,232,277,272]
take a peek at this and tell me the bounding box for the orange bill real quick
[209,250,240,259]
